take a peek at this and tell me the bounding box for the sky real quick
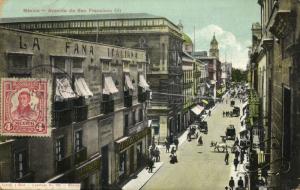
[0,0,260,69]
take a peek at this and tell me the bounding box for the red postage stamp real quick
[1,78,52,137]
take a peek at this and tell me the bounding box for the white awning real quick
[75,77,93,98]
[206,83,211,88]
[139,74,150,91]
[242,101,249,109]
[125,74,134,90]
[240,114,247,122]
[191,105,204,116]
[103,76,119,95]
[55,78,77,101]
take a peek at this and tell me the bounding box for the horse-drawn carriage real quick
[225,125,236,140]
[187,124,198,140]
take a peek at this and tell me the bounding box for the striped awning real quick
[74,77,93,98]
[139,74,150,91]
[103,76,119,95]
[125,74,134,90]
[55,78,77,101]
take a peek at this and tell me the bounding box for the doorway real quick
[101,145,109,188]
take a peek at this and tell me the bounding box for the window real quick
[8,54,32,70]
[104,21,110,27]
[101,60,111,72]
[56,137,65,161]
[52,57,66,73]
[139,109,143,122]
[15,150,28,179]
[134,20,140,26]
[75,130,83,152]
[124,114,129,136]
[72,58,83,73]
[132,110,136,125]
[119,152,126,176]
[137,62,143,70]
[123,20,128,26]
[123,61,130,71]
[147,20,153,26]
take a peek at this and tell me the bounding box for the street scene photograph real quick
[0,0,299,189]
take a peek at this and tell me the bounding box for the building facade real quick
[248,0,300,189]
[0,13,184,144]
[0,27,150,189]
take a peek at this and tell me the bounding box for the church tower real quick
[209,33,219,59]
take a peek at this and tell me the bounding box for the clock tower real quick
[209,33,219,59]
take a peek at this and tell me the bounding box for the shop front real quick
[74,155,101,190]
[115,127,151,183]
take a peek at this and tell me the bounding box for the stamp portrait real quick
[1,78,51,137]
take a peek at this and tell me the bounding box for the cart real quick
[225,125,236,140]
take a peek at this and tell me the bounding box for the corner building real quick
[0,27,150,189]
[0,13,184,144]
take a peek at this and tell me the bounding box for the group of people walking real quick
[225,137,249,190]
[147,143,161,173]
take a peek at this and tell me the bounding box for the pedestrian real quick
[224,186,229,190]
[234,158,239,171]
[148,157,154,173]
[155,147,160,162]
[244,174,249,188]
[229,177,235,190]
[238,176,244,187]
[235,149,240,159]
[223,111,225,117]
[174,138,179,150]
[240,151,244,164]
[165,140,170,153]
[171,147,176,155]
[198,136,203,146]
[224,150,229,165]
[209,110,211,116]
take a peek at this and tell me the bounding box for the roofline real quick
[0,13,180,29]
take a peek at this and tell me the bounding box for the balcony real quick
[53,108,73,127]
[74,147,87,165]
[15,171,34,182]
[124,95,133,108]
[55,156,72,174]
[138,92,147,103]
[74,105,88,123]
[101,100,114,114]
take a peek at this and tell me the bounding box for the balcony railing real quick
[53,108,73,127]
[138,92,147,103]
[74,147,87,165]
[74,105,88,123]
[55,156,71,174]
[101,100,114,114]
[15,171,34,182]
[124,95,133,108]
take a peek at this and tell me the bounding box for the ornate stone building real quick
[0,27,149,189]
[248,0,300,189]
[0,12,183,153]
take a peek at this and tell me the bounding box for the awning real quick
[103,76,119,95]
[240,114,247,122]
[74,77,93,98]
[206,83,211,88]
[201,99,209,105]
[125,74,134,90]
[55,78,77,101]
[191,105,204,116]
[242,101,249,110]
[139,74,150,91]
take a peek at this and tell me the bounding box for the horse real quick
[213,142,228,152]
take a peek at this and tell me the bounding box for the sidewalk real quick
[122,162,164,190]
[122,125,189,190]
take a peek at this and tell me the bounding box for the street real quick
[141,94,243,190]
